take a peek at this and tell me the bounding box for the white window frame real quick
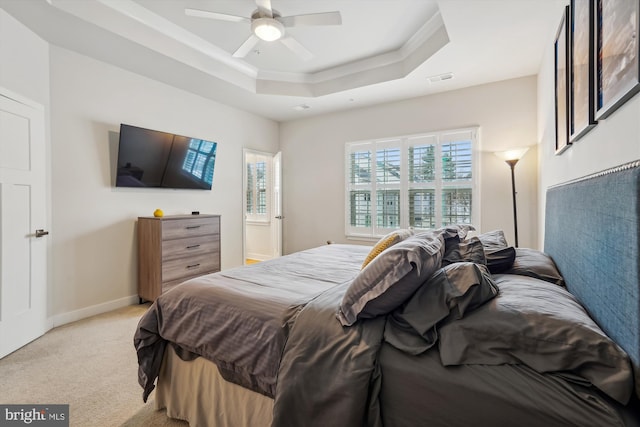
[345,127,480,239]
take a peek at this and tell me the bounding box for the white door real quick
[243,150,282,263]
[272,151,282,258]
[0,90,49,358]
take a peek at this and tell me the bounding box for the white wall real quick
[537,37,640,248]
[0,10,49,106]
[280,76,539,254]
[48,47,279,320]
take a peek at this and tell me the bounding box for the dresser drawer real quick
[162,253,220,283]
[162,217,220,240]
[162,235,219,260]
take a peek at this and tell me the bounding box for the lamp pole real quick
[506,159,519,247]
[494,147,528,248]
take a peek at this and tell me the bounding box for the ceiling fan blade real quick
[280,36,313,61]
[185,8,249,23]
[255,0,273,17]
[278,11,342,27]
[232,34,260,58]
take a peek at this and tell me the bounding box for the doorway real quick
[0,89,50,358]
[243,149,282,264]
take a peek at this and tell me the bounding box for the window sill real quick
[346,235,380,243]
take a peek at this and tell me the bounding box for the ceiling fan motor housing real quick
[252,17,285,41]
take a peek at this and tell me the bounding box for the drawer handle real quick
[186,244,201,249]
[186,263,201,269]
[186,225,201,230]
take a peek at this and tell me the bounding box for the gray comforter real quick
[272,280,385,427]
[135,244,373,403]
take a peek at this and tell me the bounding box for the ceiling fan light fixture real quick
[252,18,284,41]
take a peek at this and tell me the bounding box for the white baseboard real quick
[50,295,140,328]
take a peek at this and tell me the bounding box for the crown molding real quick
[49,0,449,97]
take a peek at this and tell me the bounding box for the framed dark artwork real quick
[570,0,597,142]
[595,0,640,119]
[555,6,570,154]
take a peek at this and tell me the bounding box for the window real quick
[345,128,478,238]
[246,153,270,222]
[182,139,216,185]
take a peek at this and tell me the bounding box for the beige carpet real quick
[0,304,186,426]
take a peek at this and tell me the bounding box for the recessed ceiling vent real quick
[427,72,454,83]
[293,104,311,111]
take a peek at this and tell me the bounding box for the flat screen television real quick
[116,124,217,189]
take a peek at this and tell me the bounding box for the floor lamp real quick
[494,147,529,247]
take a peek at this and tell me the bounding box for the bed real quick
[135,161,640,426]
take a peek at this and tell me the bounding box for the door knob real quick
[35,229,49,238]
[275,215,284,219]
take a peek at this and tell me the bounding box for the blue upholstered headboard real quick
[545,161,640,399]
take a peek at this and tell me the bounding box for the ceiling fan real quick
[185,0,342,60]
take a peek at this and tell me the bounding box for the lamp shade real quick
[252,18,284,41]
[494,147,530,162]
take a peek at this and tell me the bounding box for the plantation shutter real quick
[346,144,373,236]
[375,141,402,233]
[345,128,478,238]
[408,135,437,229]
[246,153,271,222]
[440,131,474,226]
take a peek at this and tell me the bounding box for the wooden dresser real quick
[137,214,221,302]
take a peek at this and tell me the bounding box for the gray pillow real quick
[337,232,445,326]
[384,262,499,355]
[484,246,516,274]
[442,236,486,266]
[477,229,508,250]
[438,274,634,405]
[504,247,564,286]
[418,224,475,242]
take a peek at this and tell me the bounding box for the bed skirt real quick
[155,345,273,426]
